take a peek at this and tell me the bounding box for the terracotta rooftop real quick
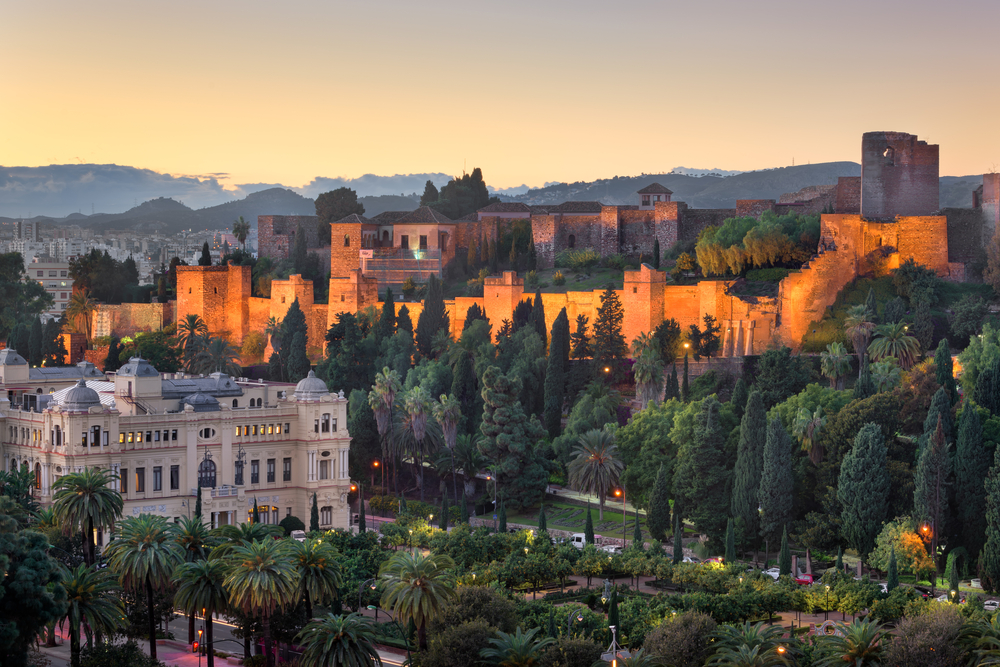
[368,211,411,225]
[478,202,533,213]
[331,213,371,225]
[394,206,454,225]
[546,201,605,214]
[637,183,673,195]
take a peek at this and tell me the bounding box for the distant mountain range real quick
[0,162,986,234]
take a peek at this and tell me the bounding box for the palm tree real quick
[289,537,343,618]
[844,304,876,363]
[52,468,124,566]
[65,290,97,340]
[33,506,59,530]
[820,342,851,390]
[961,613,1000,665]
[60,564,125,667]
[233,216,251,250]
[369,367,403,492]
[173,558,229,667]
[868,321,921,370]
[210,521,283,557]
[568,428,623,520]
[633,348,665,410]
[455,434,486,499]
[177,313,209,369]
[104,514,183,661]
[792,407,827,466]
[175,516,216,642]
[811,619,885,667]
[225,539,300,667]
[708,622,796,665]
[194,337,242,376]
[379,550,456,650]
[265,316,282,350]
[707,645,794,667]
[479,626,555,667]
[297,613,383,667]
[871,358,903,392]
[616,650,662,667]
[433,393,462,502]
[401,386,435,501]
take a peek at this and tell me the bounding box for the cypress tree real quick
[585,503,594,545]
[725,517,736,564]
[665,363,679,401]
[195,486,203,519]
[28,317,42,367]
[975,356,1000,415]
[681,353,690,401]
[673,397,730,546]
[920,387,953,456]
[913,417,951,555]
[607,590,619,639]
[547,608,557,639]
[864,288,878,324]
[955,405,989,558]
[287,331,310,382]
[778,526,792,576]
[913,301,934,352]
[854,354,875,400]
[672,512,683,565]
[439,497,448,530]
[538,504,547,532]
[460,493,469,524]
[252,498,260,524]
[632,510,642,549]
[396,305,413,335]
[647,464,671,542]
[758,417,793,548]
[499,502,507,533]
[981,445,1000,592]
[731,391,766,549]
[451,352,479,435]
[887,546,899,592]
[731,377,749,420]
[399,494,408,514]
[543,308,571,438]
[532,288,547,349]
[310,493,319,532]
[199,241,212,266]
[947,554,960,599]
[935,339,957,405]
[592,286,627,382]
[415,274,449,358]
[837,423,890,558]
[653,238,660,269]
[836,546,843,571]
[376,288,396,344]
[292,223,308,274]
[358,486,367,533]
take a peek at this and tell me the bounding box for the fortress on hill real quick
[174,131,1000,358]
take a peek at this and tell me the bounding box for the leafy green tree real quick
[53,468,123,566]
[479,367,548,511]
[647,464,672,542]
[758,418,794,549]
[59,563,121,667]
[174,559,228,667]
[315,188,365,245]
[837,424,890,558]
[544,308,571,437]
[752,347,811,409]
[592,286,627,382]
[955,405,989,558]
[886,546,898,592]
[983,443,1000,592]
[290,537,343,619]
[297,612,383,667]
[480,626,555,667]
[950,294,988,346]
[415,274,449,358]
[104,514,183,662]
[199,241,212,266]
[869,321,921,370]
[731,391,766,549]
[672,513,683,565]
[42,317,64,365]
[935,339,958,405]
[499,502,507,533]
[28,316,42,366]
[673,396,730,546]
[568,428,623,521]
[820,342,852,390]
[225,539,300,667]
[681,353,689,401]
[420,180,440,206]
[913,418,951,568]
[380,550,456,650]
[531,289,547,349]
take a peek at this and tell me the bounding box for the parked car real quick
[682,556,701,564]
[764,567,781,580]
[290,530,306,542]
[985,599,999,612]
[705,557,723,564]
[794,573,815,585]
[601,545,623,555]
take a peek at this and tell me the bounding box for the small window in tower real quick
[281,296,286,304]
[344,234,351,247]
[633,287,637,294]
[883,147,895,166]
[341,295,345,302]
[568,234,576,249]
[189,288,192,294]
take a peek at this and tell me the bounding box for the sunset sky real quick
[4,0,1000,191]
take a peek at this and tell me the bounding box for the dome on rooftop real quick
[294,371,329,401]
[60,379,101,412]
[182,393,220,412]
[117,357,159,377]
[0,349,27,366]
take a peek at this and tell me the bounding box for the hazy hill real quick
[200,188,316,228]
[359,194,419,217]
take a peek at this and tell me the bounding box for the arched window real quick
[198,458,217,488]
[233,399,239,408]
[257,398,263,407]
[344,234,351,247]
[568,234,576,249]
[36,388,42,394]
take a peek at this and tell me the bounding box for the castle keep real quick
[174,131,995,359]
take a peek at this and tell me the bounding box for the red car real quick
[794,573,816,585]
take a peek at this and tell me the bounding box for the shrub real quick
[539,636,603,667]
[241,331,267,361]
[643,611,717,667]
[526,270,539,287]
[278,514,305,536]
[882,604,967,666]
[80,640,170,667]
[402,276,417,299]
[411,618,496,667]
[605,254,627,271]
[745,267,790,282]
[553,271,566,286]
[434,585,519,633]
[555,248,600,272]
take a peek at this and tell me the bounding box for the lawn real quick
[505,500,646,537]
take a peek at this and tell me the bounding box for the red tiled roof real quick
[547,201,604,214]
[478,202,533,213]
[637,183,673,195]
[394,206,453,224]
[368,211,411,225]
[331,213,371,225]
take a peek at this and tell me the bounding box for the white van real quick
[568,533,602,549]
[290,530,306,542]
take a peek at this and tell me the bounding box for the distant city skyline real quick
[4,0,999,191]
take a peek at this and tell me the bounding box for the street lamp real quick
[371,460,378,489]
[951,589,957,604]
[615,488,626,548]
[367,606,411,664]
[758,505,767,567]
[196,627,203,667]
[825,584,830,621]
[566,608,584,636]
[359,578,377,616]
